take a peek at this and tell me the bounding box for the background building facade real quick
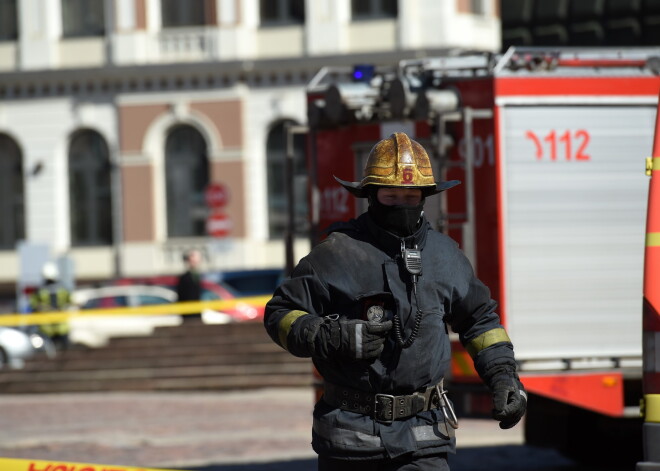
[0,0,500,295]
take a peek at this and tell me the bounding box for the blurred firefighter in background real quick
[176,249,203,321]
[264,132,527,470]
[29,262,72,350]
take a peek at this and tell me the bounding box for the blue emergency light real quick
[352,64,375,82]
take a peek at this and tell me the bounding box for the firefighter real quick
[29,262,72,350]
[264,132,526,470]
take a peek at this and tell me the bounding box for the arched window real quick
[0,133,24,249]
[69,130,113,246]
[165,125,209,238]
[266,120,308,238]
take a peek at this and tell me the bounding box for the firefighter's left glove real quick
[489,373,527,429]
[314,316,392,361]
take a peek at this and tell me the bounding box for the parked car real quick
[69,284,182,348]
[110,275,265,321]
[214,268,285,296]
[70,279,265,348]
[0,325,55,369]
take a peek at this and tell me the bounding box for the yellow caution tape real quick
[646,394,660,423]
[0,457,189,471]
[0,295,271,327]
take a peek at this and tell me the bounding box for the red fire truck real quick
[301,47,660,464]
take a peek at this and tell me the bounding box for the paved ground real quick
[0,387,519,467]
[0,387,616,471]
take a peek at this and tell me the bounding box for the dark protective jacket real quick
[264,213,510,460]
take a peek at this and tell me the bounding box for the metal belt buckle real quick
[374,393,395,423]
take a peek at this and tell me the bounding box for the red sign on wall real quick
[206,211,232,238]
[205,183,230,209]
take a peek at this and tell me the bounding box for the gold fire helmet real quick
[334,132,460,198]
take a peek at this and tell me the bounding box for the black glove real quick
[339,318,392,360]
[315,316,392,361]
[490,373,527,429]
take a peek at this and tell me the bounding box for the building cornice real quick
[0,48,459,100]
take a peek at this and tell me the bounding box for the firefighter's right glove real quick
[489,373,527,429]
[315,316,392,361]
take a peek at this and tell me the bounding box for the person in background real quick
[29,262,72,350]
[176,249,203,321]
[264,132,527,471]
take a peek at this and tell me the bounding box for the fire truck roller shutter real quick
[501,105,653,361]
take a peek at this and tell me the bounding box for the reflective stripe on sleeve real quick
[466,327,511,357]
[278,310,309,350]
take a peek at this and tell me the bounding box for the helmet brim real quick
[334,176,461,198]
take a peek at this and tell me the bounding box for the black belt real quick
[322,380,453,424]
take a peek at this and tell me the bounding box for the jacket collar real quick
[360,212,429,257]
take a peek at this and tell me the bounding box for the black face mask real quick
[368,198,424,237]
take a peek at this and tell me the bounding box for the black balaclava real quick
[367,188,424,237]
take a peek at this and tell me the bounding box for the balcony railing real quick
[155,28,217,62]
